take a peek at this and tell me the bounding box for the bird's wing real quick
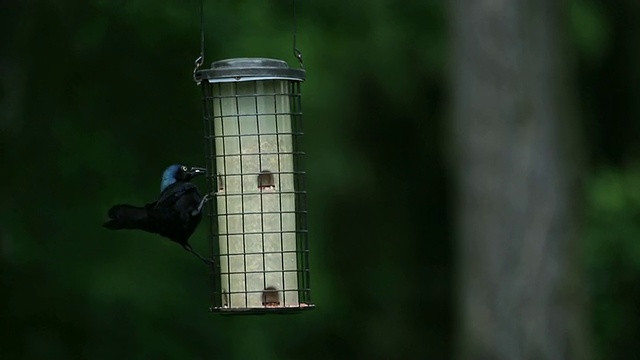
[155,182,199,208]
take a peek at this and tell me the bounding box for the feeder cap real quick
[195,57,305,83]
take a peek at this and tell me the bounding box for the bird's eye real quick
[181,166,187,171]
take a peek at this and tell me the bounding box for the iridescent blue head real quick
[160,164,207,192]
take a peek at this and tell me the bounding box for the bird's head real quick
[161,164,207,192]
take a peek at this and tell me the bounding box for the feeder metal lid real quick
[196,58,305,83]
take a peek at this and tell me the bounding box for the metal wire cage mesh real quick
[195,58,313,314]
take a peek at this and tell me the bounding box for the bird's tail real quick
[102,204,149,230]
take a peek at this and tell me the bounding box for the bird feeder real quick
[195,58,313,314]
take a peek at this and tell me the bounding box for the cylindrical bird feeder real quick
[195,58,313,314]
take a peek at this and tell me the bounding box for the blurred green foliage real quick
[1,0,639,359]
[586,166,640,359]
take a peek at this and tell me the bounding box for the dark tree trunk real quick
[451,1,590,359]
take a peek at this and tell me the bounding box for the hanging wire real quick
[194,0,303,73]
[293,0,304,68]
[193,0,205,82]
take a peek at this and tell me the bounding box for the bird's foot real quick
[185,245,216,266]
[197,255,216,266]
[192,193,213,216]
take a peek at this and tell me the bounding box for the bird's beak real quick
[189,167,207,177]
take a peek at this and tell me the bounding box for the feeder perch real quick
[195,58,313,314]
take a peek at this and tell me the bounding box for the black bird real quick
[103,164,213,264]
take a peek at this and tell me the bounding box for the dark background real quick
[1,0,639,359]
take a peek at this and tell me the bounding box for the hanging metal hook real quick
[193,54,204,83]
[293,48,304,69]
[292,0,304,68]
[193,0,205,82]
